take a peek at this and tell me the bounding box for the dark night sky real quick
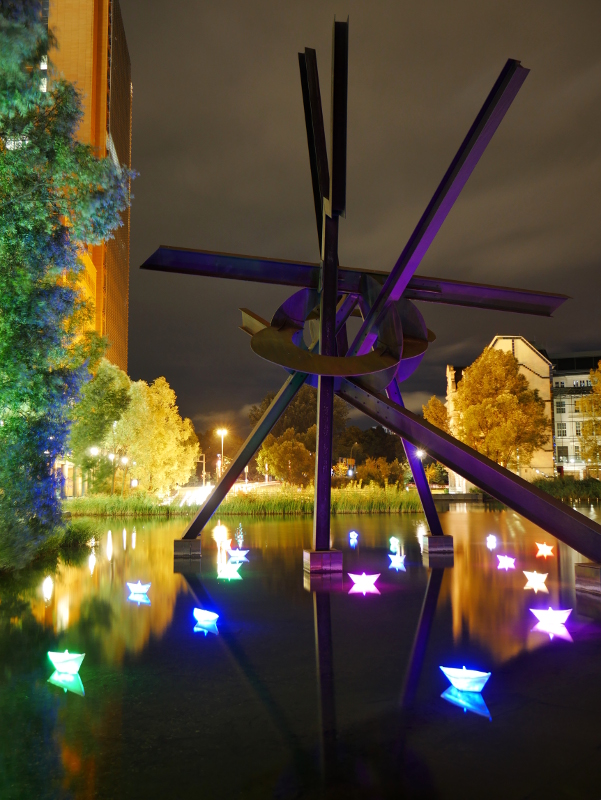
[118,0,601,438]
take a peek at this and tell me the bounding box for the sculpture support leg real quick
[313,214,339,551]
[182,371,307,539]
[314,591,337,780]
[387,379,444,537]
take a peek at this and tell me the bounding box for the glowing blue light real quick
[193,608,219,636]
[348,573,380,595]
[47,670,85,696]
[497,555,515,571]
[127,581,150,595]
[227,548,249,563]
[441,686,491,719]
[389,553,406,572]
[389,536,400,554]
[440,666,491,693]
[349,530,358,545]
[128,592,151,605]
[486,534,497,551]
[47,650,85,675]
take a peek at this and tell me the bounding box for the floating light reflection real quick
[131,527,136,549]
[47,650,85,675]
[128,593,151,606]
[348,573,380,595]
[536,542,554,559]
[88,551,96,576]
[107,530,113,561]
[441,686,491,720]
[486,534,497,551]
[389,553,406,572]
[123,528,127,550]
[127,581,151,595]
[349,531,358,548]
[497,555,515,571]
[439,666,491,693]
[42,576,53,602]
[523,571,548,593]
[227,548,249,563]
[48,671,85,696]
[389,536,400,554]
[193,608,219,636]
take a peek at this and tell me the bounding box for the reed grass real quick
[533,476,601,503]
[64,483,423,517]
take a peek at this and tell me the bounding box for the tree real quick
[0,6,132,565]
[356,457,405,487]
[422,397,450,434]
[424,462,448,485]
[69,358,130,489]
[113,377,199,496]
[450,348,549,471]
[256,428,314,486]
[580,360,601,478]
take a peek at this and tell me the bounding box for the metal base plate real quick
[303,572,344,593]
[174,539,201,559]
[303,549,343,574]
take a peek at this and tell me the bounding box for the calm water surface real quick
[2,507,601,799]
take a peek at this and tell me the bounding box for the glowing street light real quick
[416,449,425,460]
[486,534,497,551]
[89,446,99,457]
[216,428,228,470]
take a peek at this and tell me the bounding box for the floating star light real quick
[530,607,572,626]
[218,561,242,581]
[536,542,554,559]
[389,553,406,572]
[227,548,249,563]
[193,608,219,636]
[523,571,548,593]
[497,555,515,571]
[486,534,497,551]
[349,530,359,546]
[48,671,85,696]
[348,573,380,595]
[126,581,151,595]
[440,665,491,693]
[441,686,491,720]
[390,536,400,554]
[48,650,85,675]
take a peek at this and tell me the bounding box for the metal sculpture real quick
[143,20,601,564]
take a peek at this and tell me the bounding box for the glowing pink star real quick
[530,607,571,626]
[536,542,554,559]
[523,571,548,594]
[531,620,573,642]
[348,572,380,595]
[497,555,515,571]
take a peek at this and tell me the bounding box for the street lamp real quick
[216,428,227,469]
[416,449,425,460]
[89,446,99,457]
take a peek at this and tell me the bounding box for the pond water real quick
[2,507,601,799]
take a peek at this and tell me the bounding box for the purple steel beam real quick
[387,380,444,537]
[338,379,601,563]
[348,59,530,357]
[141,246,566,317]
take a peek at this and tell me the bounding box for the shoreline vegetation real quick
[62,476,601,519]
[0,520,98,574]
[64,484,424,517]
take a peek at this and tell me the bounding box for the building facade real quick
[551,352,601,478]
[46,0,132,372]
[446,338,601,489]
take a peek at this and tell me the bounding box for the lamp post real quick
[216,428,227,476]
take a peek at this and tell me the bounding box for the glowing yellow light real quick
[536,542,554,559]
[523,571,548,593]
[107,530,113,561]
[42,576,53,602]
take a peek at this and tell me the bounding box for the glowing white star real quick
[486,534,497,551]
[497,555,515,571]
[127,581,150,595]
[530,607,571,626]
[193,608,219,636]
[389,553,406,572]
[523,571,548,593]
[227,548,249,562]
[389,536,400,554]
[349,531,358,548]
[532,621,573,642]
[439,665,491,693]
[536,542,554,559]
[348,572,380,595]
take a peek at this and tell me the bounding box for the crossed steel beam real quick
[142,20,601,561]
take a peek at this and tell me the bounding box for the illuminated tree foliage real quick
[256,428,315,486]
[0,4,132,565]
[439,347,549,471]
[422,396,450,434]
[579,360,601,478]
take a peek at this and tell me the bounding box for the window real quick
[575,400,581,413]
[556,422,567,437]
[575,445,581,460]
[574,380,579,387]
[560,381,565,387]
[576,422,581,436]
[557,446,569,463]
[556,401,565,414]
[554,381,559,387]
[581,380,586,387]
